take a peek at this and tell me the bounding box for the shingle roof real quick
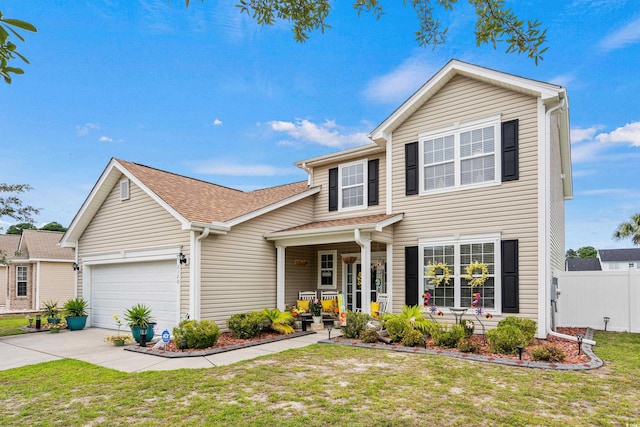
[116,159,311,223]
[0,234,21,260]
[598,248,640,262]
[19,230,74,261]
[566,258,602,271]
[274,213,400,233]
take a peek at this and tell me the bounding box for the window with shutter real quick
[405,142,419,195]
[367,159,379,206]
[501,119,519,181]
[501,239,519,313]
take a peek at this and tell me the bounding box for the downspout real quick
[300,162,313,186]
[542,97,594,344]
[35,261,40,310]
[190,227,210,320]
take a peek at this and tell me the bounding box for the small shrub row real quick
[173,319,220,349]
[531,344,566,362]
[487,316,538,354]
[341,311,371,339]
[227,312,265,339]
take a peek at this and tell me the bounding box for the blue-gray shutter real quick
[405,142,419,195]
[405,246,419,306]
[367,159,379,206]
[501,239,519,313]
[328,167,338,211]
[502,120,519,182]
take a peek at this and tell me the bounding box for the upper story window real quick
[16,266,27,297]
[339,160,367,210]
[420,115,500,194]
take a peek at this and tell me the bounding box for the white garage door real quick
[90,260,178,333]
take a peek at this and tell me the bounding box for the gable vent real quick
[119,178,130,201]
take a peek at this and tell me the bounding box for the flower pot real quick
[47,317,61,325]
[333,320,341,328]
[312,315,322,325]
[294,320,302,330]
[131,324,156,343]
[65,316,88,331]
[113,339,126,346]
[50,328,60,334]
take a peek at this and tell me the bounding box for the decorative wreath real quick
[425,262,451,287]
[461,261,489,287]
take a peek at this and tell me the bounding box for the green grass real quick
[0,331,638,426]
[0,314,29,337]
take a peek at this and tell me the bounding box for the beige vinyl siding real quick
[38,262,75,308]
[312,155,387,221]
[200,197,314,330]
[389,75,540,322]
[77,179,190,302]
[549,115,566,274]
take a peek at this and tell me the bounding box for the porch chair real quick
[320,291,339,316]
[298,291,317,300]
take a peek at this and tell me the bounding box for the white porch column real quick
[276,245,286,311]
[355,229,372,314]
[386,243,393,311]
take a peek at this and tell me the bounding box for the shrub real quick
[383,305,431,334]
[384,317,410,342]
[457,337,481,353]
[360,327,379,343]
[531,344,566,362]
[431,323,464,348]
[401,327,425,347]
[487,324,526,354]
[341,311,371,339]
[173,319,220,349]
[227,312,264,339]
[498,316,537,345]
[261,308,294,334]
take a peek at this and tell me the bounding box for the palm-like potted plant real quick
[63,297,89,330]
[43,299,61,325]
[124,304,155,343]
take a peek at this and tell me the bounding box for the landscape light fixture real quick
[603,316,610,331]
[576,334,583,355]
[35,315,41,329]
[516,345,524,360]
[327,323,333,340]
[140,326,147,347]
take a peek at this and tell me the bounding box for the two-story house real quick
[60,60,571,337]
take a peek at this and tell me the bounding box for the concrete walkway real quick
[0,327,331,373]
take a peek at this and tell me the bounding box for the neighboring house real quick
[1,230,75,311]
[60,59,571,338]
[598,248,640,270]
[0,234,22,307]
[566,258,602,272]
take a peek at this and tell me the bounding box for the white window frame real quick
[16,266,27,297]
[338,159,367,211]
[119,178,130,201]
[419,233,502,314]
[317,250,337,289]
[419,115,501,195]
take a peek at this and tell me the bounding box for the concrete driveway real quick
[0,327,328,373]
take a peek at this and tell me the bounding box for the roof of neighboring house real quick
[0,234,21,261]
[598,248,640,262]
[61,158,320,246]
[566,258,602,271]
[17,230,74,261]
[117,160,312,223]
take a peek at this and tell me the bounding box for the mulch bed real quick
[330,326,594,367]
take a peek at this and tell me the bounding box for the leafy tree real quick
[199,0,547,63]
[40,221,67,232]
[576,246,597,259]
[6,222,37,235]
[565,249,577,259]
[0,11,37,84]
[613,213,640,246]
[0,183,40,227]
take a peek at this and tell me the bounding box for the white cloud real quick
[190,160,295,176]
[363,57,436,104]
[550,74,574,87]
[98,136,114,143]
[596,122,640,146]
[598,16,640,51]
[76,123,100,136]
[570,126,602,143]
[213,118,223,126]
[268,119,370,149]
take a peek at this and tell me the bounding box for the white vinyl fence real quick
[556,270,640,333]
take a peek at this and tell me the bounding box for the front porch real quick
[264,213,403,315]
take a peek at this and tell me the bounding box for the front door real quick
[344,258,386,312]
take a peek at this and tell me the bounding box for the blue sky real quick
[1,0,639,251]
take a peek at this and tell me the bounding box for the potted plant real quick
[43,299,61,325]
[63,297,89,330]
[104,314,134,346]
[309,298,322,325]
[124,303,156,343]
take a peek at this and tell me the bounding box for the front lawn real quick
[0,314,29,337]
[0,330,638,426]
